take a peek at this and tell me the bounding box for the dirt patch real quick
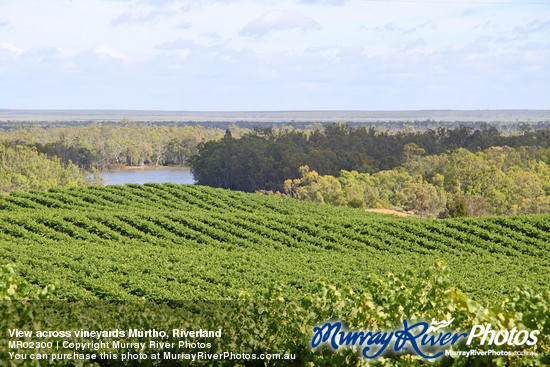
[364,209,413,217]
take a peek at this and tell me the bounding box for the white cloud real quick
[94,45,129,62]
[0,0,548,110]
[178,20,192,29]
[0,42,24,55]
[300,0,349,4]
[240,10,321,37]
[514,18,550,39]
[112,9,166,25]
[112,3,190,25]
[154,38,198,50]
[371,20,435,35]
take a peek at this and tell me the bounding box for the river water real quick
[98,167,195,186]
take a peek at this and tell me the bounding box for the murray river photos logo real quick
[310,318,540,360]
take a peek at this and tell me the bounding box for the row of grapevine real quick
[0,183,548,302]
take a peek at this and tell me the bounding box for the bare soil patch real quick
[365,209,413,217]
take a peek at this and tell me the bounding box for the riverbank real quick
[102,164,191,171]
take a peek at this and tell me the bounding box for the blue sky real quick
[0,0,549,110]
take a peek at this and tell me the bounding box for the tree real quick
[0,145,97,192]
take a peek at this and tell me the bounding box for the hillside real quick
[0,183,548,302]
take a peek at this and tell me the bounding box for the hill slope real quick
[0,183,548,302]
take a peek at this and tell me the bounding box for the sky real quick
[0,0,549,111]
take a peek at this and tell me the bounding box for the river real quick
[98,167,195,186]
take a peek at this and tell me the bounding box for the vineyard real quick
[0,183,549,302]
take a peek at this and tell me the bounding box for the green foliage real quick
[1,264,548,366]
[279,146,550,217]
[347,198,363,208]
[191,123,550,193]
[447,198,468,218]
[0,183,548,365]
[283,166,446,216]
[0,145,96,193]
[0,123,240,170]
[0,265,56,366]
[0,184,548,303]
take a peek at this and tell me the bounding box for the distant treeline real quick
[2,118,550,131]
[4,120,550,209]
[0,121,245,170]
[190,123,550,193]
[0,122,253,193]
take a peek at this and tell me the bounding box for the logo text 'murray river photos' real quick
[311,319,539,359]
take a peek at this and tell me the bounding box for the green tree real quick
[0,145,97,193]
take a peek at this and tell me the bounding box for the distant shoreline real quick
[1,109,550,123]
[101,165,190,172]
